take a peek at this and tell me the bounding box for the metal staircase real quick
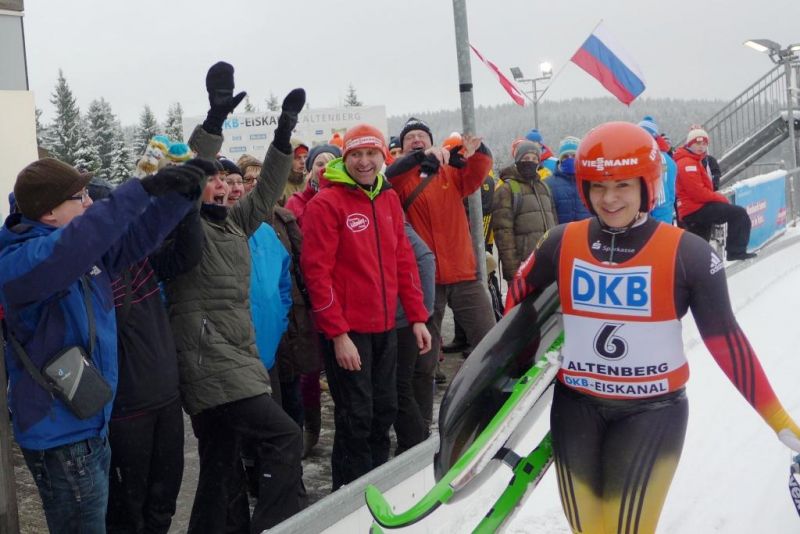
[704,61,800,186]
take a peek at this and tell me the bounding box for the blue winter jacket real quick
[0,180,193,450]
[249,222,292,370]
[548,170,592,224]
[649,151,677,224]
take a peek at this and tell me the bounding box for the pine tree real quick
[134,105,160,155]
[46,69,83,165]
[109,132,133,185]
[73,117,102,174]
[164,102,184,142]
[35,107,46,148]
[86,98,119,178]
[344,84,362,107]
[244,96,256,113]
[266,93,280,112]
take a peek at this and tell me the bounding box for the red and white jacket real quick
[300,160,428,339]
[674,146,728,219]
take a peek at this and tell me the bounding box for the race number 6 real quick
[594,322,628,360]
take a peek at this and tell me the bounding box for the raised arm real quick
[1,164,203,307]
[102,165,205,276]
[230,89,305,236]
[149,160,217,280]
[186,61,244,161]
[452,135,493,198]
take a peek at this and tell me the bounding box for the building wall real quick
[0,91,38,218]
[0,12,27,91]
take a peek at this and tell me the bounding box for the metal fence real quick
[705,64,786,158]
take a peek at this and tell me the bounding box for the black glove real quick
[419,153,441,177]
[140,165,205,201]
[273,88,306,154]
[448,146,467,169]
[202,62,247,135]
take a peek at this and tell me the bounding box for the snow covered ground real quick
[272,236,800,534]
[508,239,800,533]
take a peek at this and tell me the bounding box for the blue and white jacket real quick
[0,180,192,450]
[649,151,677,224]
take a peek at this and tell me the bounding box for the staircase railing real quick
[704,64,786,160]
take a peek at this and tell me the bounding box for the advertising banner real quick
[183,105,387,161]
[732,170,787,251]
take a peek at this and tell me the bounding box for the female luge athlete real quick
[505,121,800,533]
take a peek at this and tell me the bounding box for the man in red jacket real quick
[386,118,496,371]
[301,123,432,490]
[675,125,755,260]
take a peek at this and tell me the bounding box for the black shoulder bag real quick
[5,276,113,420]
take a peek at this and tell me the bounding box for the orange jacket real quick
[387,147,493,284]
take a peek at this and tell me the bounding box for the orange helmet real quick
[575,121,662,213]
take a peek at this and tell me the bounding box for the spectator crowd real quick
[0,62,757,533]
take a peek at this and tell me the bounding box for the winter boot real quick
[303,406,321,458]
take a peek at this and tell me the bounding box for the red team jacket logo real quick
[346,213,370,233]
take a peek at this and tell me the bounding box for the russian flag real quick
[570,22,646,105]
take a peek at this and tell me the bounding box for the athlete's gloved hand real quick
[140,165,205,201]
[778,429,800,453]
[202,61,247,135]
[273,88,306,154]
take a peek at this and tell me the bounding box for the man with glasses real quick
[386,117,494,394]
[0,157,204,533]
[675,125,756,260]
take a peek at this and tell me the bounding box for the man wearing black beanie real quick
[385,117,496,423]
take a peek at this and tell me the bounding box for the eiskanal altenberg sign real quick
[183,105,387,160]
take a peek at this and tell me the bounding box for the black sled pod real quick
[434,283,560,481]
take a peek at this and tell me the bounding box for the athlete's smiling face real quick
[589,178,642,228]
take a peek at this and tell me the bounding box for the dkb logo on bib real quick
[571,259,651,317]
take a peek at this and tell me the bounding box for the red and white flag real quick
[469,44,526,106]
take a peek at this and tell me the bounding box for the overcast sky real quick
[23,0,800,126]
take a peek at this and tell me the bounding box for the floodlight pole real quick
[784,56,799,170]
[452,0,487,284]
[746,39,800,222]
[515,74,552,129]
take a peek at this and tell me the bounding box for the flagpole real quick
[537,18,603,102]
[453,0,487,285]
